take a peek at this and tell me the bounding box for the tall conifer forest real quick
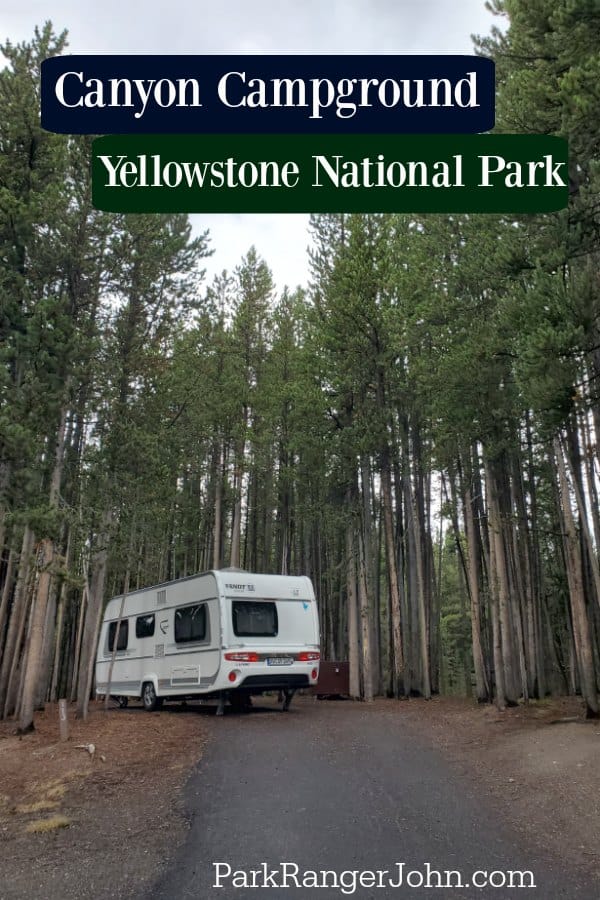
[2,3,600,732]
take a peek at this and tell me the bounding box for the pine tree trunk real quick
[561,434,600,615]
[412,486,431,699]
[0,461,11,561]
[525,411,546,697]
[50,578,67,702]
[554,437,599,718]
[34,578,58,709]
[381,458,404,697]
[213,472,223,570]
[69,582,87,702]
[18,538,54,732]
[488,510,507,711]
[18,401,69,732]
[581,411,600,552]
[357,524,373,702]
[0,526,35,718]
[463,475,490,702]
[360,454,378,694]
[346,517,360,699]
[230,415,247,568]
[510,453,537,698]
[76,510,113,719]
[402,446,418,695]
[485,460,519,705]
[0,546,16,652]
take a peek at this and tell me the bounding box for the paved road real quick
[146,698,598,900]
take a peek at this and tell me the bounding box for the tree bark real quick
[462,469,490,702]
[381,458,404,697]
[346,518,360,699]
[554,437,599,718]
[0,527,35,718]
[0,546,16,651]
[18,401,69,732]
[76,510,113,719]
[487,506,507,711]
[357,523,373,702]
[485,459,519,705]
[212,441,223,570]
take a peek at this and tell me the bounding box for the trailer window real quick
[175,604,207,643]
[232,601,278,637]
[108,620,129,652]
[136,614,155,639]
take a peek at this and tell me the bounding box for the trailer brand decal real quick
[159,619,168,634]
[226,583,255,590]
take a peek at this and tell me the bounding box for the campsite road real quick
[145,698,598,900]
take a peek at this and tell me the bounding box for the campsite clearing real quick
[0,695,599,899]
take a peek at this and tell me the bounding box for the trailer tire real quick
[142,682,162,712]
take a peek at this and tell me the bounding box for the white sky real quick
[2,1,497,293]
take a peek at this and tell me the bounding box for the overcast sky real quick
[2,1,497,293]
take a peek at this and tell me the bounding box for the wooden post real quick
[58,698,69,742]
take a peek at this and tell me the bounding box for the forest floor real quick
[389,694,600,878]
[0,699,210,900]
[0,694,598,898]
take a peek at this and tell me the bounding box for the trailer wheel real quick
[142,682,162,712]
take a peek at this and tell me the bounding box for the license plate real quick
[266,657,293,666]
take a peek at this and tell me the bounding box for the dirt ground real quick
[0,699,209,900]
[0,694,598,898]
[387,695,600,878]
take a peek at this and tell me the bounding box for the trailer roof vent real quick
[157,589,166,606]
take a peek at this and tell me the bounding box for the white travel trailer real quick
[95,569,320,713]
